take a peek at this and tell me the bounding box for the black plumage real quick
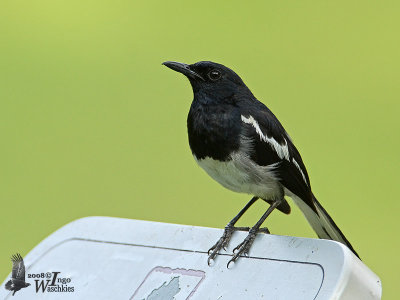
[163,60,359,265]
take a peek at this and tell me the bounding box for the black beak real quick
[162,61,204,81]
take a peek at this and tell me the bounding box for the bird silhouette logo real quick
[5,253,31,296]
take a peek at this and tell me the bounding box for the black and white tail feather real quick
[291,192,359,257]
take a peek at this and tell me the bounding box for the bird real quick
[5,253,31,295]
[162,60,359,266]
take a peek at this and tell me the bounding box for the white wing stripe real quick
[292,158,308,186]
[241,115,290,161]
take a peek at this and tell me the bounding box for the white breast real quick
[194,152,282,200]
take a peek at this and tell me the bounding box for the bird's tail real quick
[5,280,12,290]
[292,193,359,258]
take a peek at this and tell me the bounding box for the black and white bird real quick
[163,61,359,266]
[5,253,30,296]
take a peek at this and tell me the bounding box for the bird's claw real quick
[227,228,258,268]
[208,226,270,266]
[207,224,237,265]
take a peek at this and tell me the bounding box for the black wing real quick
[11,253,26,281]
[240,101,317,213]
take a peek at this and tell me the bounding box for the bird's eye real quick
[208,70,221,81]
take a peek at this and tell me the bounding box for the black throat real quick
[187,93,241,161]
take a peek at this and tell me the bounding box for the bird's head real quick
[163,61,249,101]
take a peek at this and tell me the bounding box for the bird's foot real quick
[207,225,269,266]
[208,224,236,265]
[227,227,267,268]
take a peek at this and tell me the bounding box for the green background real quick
[1,1,398,298]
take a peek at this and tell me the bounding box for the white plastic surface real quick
[0,217,381,299]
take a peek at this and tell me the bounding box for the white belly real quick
[194,152,282,200]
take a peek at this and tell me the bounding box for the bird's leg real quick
[208,197,263,265]
[227,200,280,268]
